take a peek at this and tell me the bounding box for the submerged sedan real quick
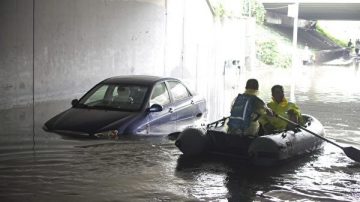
[43,75,207,138]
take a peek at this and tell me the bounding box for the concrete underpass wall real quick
[1,0,167,109]
[0,0,250,121]
[166,0,251,120]
[1,0,34,109]
[35,0,167,102]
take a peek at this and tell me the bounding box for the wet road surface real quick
[0,65,360,201]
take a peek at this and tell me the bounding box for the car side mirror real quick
[71,99,79,107]
[148,104,163,112]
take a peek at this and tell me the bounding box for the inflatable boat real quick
[175,114,325,166]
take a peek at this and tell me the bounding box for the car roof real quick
[101,75,180,86]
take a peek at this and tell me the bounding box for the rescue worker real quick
[261,85,303,134]
[356,39,360,56]
[348,39,353,48]
[227,79,273,138]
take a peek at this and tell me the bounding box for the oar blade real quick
[343,146,360,162]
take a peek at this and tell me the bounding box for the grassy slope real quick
[317,21,360,46]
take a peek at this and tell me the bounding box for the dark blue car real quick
[43,75,207,138]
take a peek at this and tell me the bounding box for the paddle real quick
[276,114,360,162]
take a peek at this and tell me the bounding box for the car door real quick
[166,80,198,131]
[147,82,177,135]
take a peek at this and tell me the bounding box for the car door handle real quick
[169,108,174,113]
[191,100,194,104]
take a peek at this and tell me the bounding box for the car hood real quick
[44,108,139,134]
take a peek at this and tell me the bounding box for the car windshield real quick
[77,84,148,111]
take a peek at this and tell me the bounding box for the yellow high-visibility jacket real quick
[260,98,303,131]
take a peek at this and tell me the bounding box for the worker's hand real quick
[287,109,298,123]
[287,109,296,116]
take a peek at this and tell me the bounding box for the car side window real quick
[150,82,171,106]
[167,81,191,102]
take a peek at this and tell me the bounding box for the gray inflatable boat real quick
[175,114,325,166]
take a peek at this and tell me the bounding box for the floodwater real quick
[1,65,360,201]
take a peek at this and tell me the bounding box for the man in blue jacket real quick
[227,79,272,138]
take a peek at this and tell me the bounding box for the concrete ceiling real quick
[261,1,360,20]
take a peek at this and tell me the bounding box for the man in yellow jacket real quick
[261,85,303,134]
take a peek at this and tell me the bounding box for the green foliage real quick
[256,40,291,68]
[210,0,265,23]
[275,54,292,68]
[316,25,347,47]
[256,40,278,65]
[243,0,265,24]
[253,1,265,24]
[213,3,226,18]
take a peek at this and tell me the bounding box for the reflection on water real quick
[0,65,360,201]
[263,144,360,202]
[295,66,360,103]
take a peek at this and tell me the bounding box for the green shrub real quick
[213,3,226,18]
[256,40,292,68]
[211,0,265,24]
[242,0,265,24]
[275,54,292,68]
[253,1,265,24]
[256,40,278,65]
